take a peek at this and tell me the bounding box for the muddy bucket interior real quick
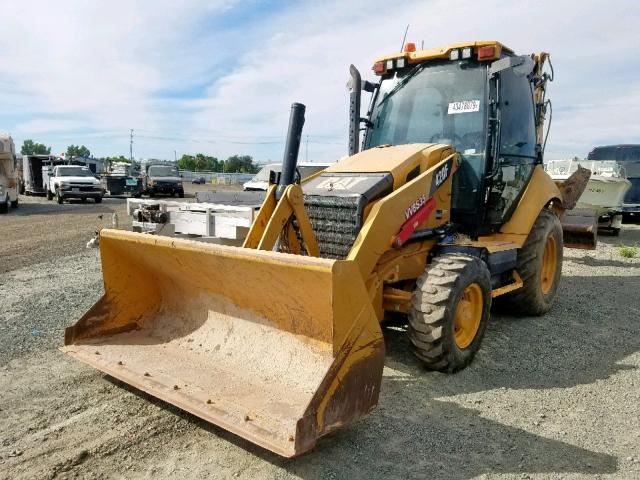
[561,208,598,249]
[61,230,384,457]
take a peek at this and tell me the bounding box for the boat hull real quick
[576,175,631,217]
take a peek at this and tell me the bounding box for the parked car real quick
[143,164,184,197]
[46,165,103,204]
[192,177,206,184]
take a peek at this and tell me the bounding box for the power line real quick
[132,133,344,146]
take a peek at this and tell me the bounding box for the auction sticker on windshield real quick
[448,100,480,114]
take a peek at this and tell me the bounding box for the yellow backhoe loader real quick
[62,41,590,457]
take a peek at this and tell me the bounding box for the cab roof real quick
[372,40,513,75]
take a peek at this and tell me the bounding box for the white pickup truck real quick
[47,165,103,204]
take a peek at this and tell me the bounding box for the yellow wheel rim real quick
[540,235,558,295]
[453,283,483,349]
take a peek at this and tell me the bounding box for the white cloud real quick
[1,0,639,160]
[190,0,640,161]
[0,0,236,154]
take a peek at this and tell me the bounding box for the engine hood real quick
[150,176,182,183]
[326,144,454,189]
[59,176,100,184]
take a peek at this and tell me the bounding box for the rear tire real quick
[494,209,563,315]
[0,197,8,214]
[95,196,102,204]
[46,189,53,200]
[55,189,64,204]
[11,198,18,208]
[408,254,491,373]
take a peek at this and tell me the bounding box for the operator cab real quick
[353,41,549,237]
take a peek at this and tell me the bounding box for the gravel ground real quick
[0,195,639,479]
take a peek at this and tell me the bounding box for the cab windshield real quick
[366,61,487,152]
[148,165,179,177]
[57,166,93,177]
[365,60,489,213]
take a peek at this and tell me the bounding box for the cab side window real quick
[498,68,536,158]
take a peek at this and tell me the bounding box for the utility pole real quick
[174,150,177,162]
[306,134,309,162]
[129,129,134,163]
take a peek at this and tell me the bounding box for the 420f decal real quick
[429,157,455,196]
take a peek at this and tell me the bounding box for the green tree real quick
[176,153,259,173]
[196,153,220,171]
[66,144,91,158]
[21,139,51,155]
[177,154,196,171]
[224,155,258,173]
[177,153,220,171]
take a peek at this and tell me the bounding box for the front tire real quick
[11,198,18,208]
[95,196,102,204]
[0,198,8,214]
[494,209,563,315]
[408,254,492,373]
[46,189,53,200]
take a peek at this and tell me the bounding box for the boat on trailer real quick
[546,159,631,236]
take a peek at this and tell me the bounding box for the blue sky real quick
[1,0,639,163]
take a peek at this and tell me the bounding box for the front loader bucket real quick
[561,208,598,249]
[61,230,384,457]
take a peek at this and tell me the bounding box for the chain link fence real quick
[179,170,254,185]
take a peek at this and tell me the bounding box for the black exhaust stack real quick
[276,102,306,201]
[348,65,362,157]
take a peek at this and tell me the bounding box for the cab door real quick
[485,65,538,227]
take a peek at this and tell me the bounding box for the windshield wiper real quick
[375,63,429,111]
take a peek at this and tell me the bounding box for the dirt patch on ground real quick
[0,195,128,275]
[1,196,639,479]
